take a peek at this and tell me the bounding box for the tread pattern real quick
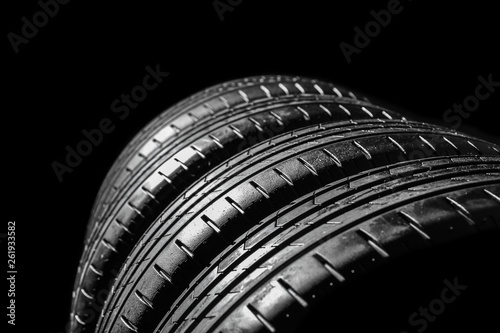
[71,76,378,333]
[94,120,499,333]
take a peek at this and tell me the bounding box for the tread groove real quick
[313,253,346,282]
[445,197,476,226]
[484,189,500,203]
[278,83,289,95]
[190,145,206,159]
[387,136,407,155]
[338,105,351,117]
[296,106,311,121]
[201,215,222,234]
[356,228,390,258]
[208,135,224,149]
[246,304,276,333]
[277,278,308,307]
[175,239,196,259]
[361,107,374,118]
[113,218,135,236]
[153,263,174,285]
[134,290,154,310]
[249,180,270,199]
[248,117,264,132]
[332,87,342,97]
[398,211,431,240]
[419,136,437,152]
[353,140,372,160]
[120,315,139,332]
[322,148,343,167]
[319,104,332,117]
[225,197,245,215]
[272,168,294,186]
[297,157,319,176]
[101,239,118,253]
[260,85,272,99]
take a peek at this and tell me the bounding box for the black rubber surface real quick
[70,75,500,333]
[94,119,500,333]
[71,75,379,333]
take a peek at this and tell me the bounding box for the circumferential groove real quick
[226,196,245,214]
[319,104,332,117]
[313,84,324,95]
[294,82,306,94]
[277,278,308,307]
[353,140,372,160]
[201,214,221,234]
[313,253,346,282]
[361,107,374,117]
[260,85,272,98]
[248,117,264,132]
[445,197,476,226]
[238,90,249,103]
[101,239,118,253]
[332,87,343,97]
[120,315,139,332]
[322,148,343,167]
[418,136,437,152]
[356,229,389,258]
[398,211,431,240]
[175,239,195,259]
[135,290,154,310]
[246,304,276,333]
[229,125,245,139]
[190,145,206,159]
[278,83,289,95]
[338,104,351,117]
[387,136,407,155]
[153,263,174,284]
[296,106,311,121]
[273,168,294,186]
[297,157,319,176]
[249,180,270,199]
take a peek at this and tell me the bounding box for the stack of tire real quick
[70,75,500,333]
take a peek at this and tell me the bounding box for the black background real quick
[4,0,500,332]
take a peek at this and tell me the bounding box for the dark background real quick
[4,0,499,332]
